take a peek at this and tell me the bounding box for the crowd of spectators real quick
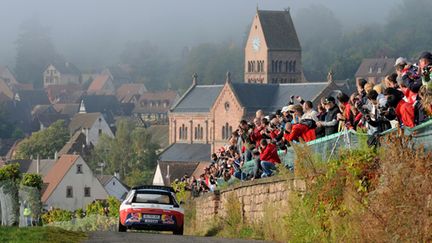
[184,52,432,196]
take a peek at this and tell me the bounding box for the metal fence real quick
[287,119,432,165]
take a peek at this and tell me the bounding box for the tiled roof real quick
[159,143,211,162]
[68,112,102,134]
[58,131,89,157]
[42,155,80,202]
[258,10,301,51]
[45,84,84,104]
[88,75,112,93]
[81,95,122,115]
[96,175,129,189]
[116,83,147,102]
[51,62,81,76]
[0,78,13,99]
[10,159,57,177]
[16,90,51,108]
[355,58,396,77]
[171,85,223,113]
[53,103,80,117]
[158,161,199,186]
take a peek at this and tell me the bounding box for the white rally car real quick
[118,185,184,235]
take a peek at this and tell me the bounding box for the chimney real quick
[36,154,40,174]
[114,171,120,180]
[166,165,170,185]
[54,151,58,160]
[192,73,198,86]
[85,129,90,146]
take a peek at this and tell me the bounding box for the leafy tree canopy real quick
[13,120,69,160]
[90,119,159,187]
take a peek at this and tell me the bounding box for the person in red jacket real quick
[283,122,316,143]
[384,88,415,128]
[258,139,280,177]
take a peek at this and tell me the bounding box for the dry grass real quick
[358,134,432,242]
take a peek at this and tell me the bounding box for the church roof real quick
[258,10,301,51]
[159,143,211,162]
[229,82,328,113]
[171,85,223,113]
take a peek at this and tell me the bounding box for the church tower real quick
[244,8,302,84]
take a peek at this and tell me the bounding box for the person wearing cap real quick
[317,96,341,136]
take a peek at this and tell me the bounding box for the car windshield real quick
[132,191,172,204]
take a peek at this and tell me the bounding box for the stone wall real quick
[193,176,305,229]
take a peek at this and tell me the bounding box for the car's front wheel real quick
[173,225,184,235]
[118,219,127,232]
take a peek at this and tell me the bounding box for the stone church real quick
[153,9,349,186]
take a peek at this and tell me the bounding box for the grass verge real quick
[0,226,87,243]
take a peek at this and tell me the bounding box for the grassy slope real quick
[0,227,87,243]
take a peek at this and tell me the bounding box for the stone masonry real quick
[193,177,306,229]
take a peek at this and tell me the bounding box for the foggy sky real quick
[0,0,400,67]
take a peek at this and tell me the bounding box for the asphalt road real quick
[84,232,271,243]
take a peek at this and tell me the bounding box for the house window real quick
[76,164,83,174]
[66,186,73,198]
[98,129,102,136]
[84,187,91,197]
[113,181,115,186]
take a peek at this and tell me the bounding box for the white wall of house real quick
[152,163,164,186]
[83,114,114,146]
[44,65,61,87]
[103,177,129,200]
[44,157,108,211]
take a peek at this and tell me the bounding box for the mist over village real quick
[0,0,431,242]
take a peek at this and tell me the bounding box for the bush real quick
[0,163,21,182]
[21,173,43,190]
[106,196,120,218]
[85,200,105,216]
[42,208,73,224]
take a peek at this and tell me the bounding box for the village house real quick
[355,58,395,84]
[132,90,179,125]
[68,112,114,146]
[43,62,82,87]
[101,65,133,88]
[87,74,115,95]
[42,155,108,211]
[78,95,123,127]
[116,83,147,104]
[97,174,129,200]
[45,83,84,104]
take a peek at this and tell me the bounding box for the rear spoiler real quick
[131,185,175,193]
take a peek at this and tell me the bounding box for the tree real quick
[13,120,69,159]
[90,119,159,186]
[15,17,60,87]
